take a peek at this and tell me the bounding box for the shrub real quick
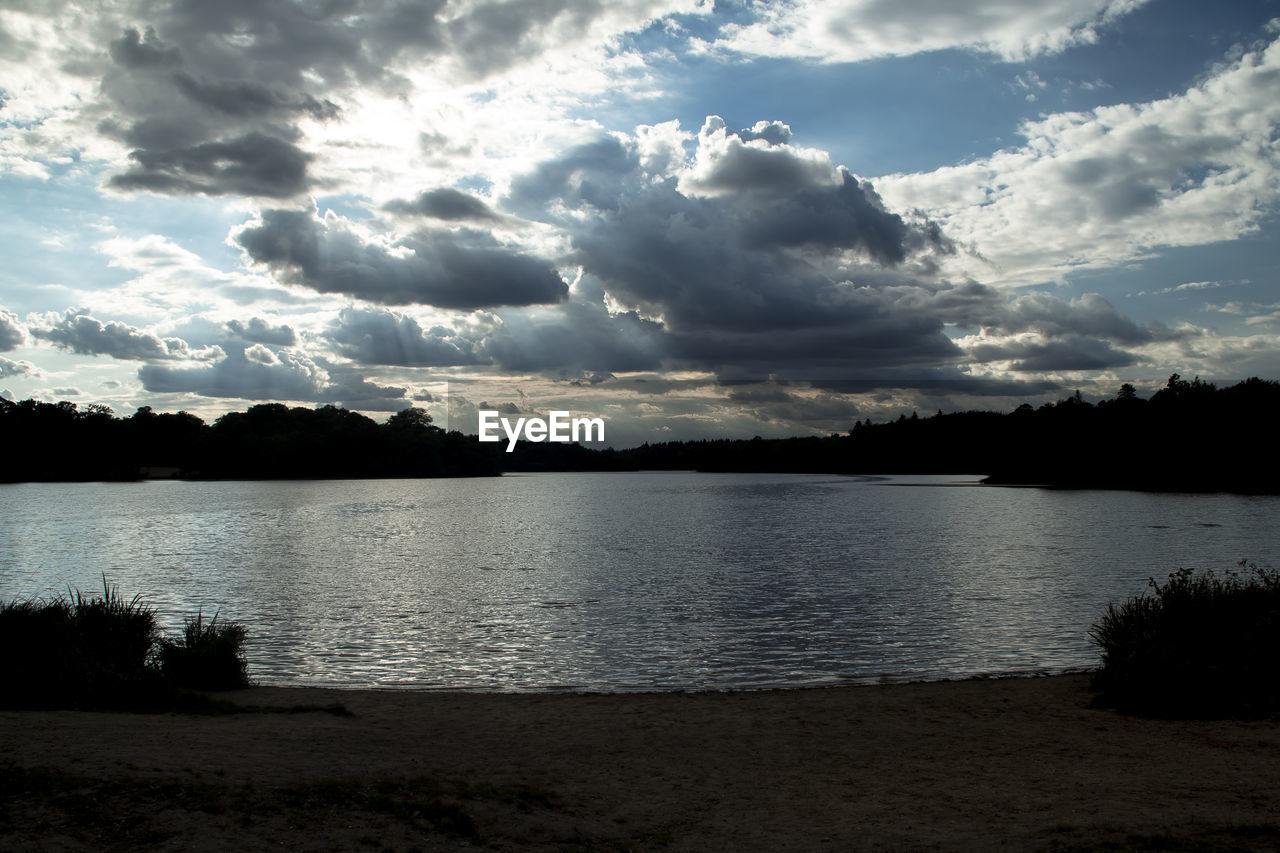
[0,577,166,708]
[0,577,249,709]
[1090,561,1280,716]
[159,609,250,690]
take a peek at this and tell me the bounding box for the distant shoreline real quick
[6,469,1280,495]
[5,672,1280,850]
[6,376,1279,490]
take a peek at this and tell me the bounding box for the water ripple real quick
[1,473,1277,690]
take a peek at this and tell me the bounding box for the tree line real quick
[0,400,500,480]
[3,374,1277,490]
[502,374,1280,492]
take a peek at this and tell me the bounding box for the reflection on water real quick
[2,472,1277,690]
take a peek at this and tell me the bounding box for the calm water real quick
[2,472,1277,691]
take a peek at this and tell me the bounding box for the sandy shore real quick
[3,673,1280,851]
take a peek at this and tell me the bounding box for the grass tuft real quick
[1090,560,1280,717]
[159,609,250,690]
[0,577,250,710]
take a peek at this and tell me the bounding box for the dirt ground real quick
[4,673,1280,851]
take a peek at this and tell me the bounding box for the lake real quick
[2,472,1277,691]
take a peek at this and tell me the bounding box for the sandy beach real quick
[3,673,1279,851]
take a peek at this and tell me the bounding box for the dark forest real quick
[3,374,1277,492]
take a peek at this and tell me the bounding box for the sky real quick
[2,0,1279,447]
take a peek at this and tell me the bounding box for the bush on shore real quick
[0,577,250,710]
[159,610,249,690]
[1090,561,1280,716]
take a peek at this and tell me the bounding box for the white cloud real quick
[243,343,279,365]
[679,116,841,197]
[28,308,225,362]
[712,0,1149,64]
[0,356,42,379]
[875,33,1280,288]
[0,307,27,351]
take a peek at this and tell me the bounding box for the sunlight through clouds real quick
[2,0,1279,435]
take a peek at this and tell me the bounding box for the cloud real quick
[484,119,1168,379]
[171,73,340,122]
[235,207,569,309]
[28,309,225,362]
[949,293,1166,372]
[0,357,41,379]
[990,293,1153,345]
[808,372,1061,398]
[681,116,842,196]
[725,383,864,428]
[225,317,299,347]
[139,344,408,409]
[963,334,1141,371]
[107,132,312,198]
[876,33,1280,288]
[108,25,181,69]
[713,0,1150,63]
[477,291,667,375]
[96,17,331,198]
[383,188,501,222]
[71,1,705,200]
[9,1,1246,416]
[243,343,279,365]
[0,308,27,351]
[328,306,478,366]
[1131,279,1241,297]
[439,0,705,79]
[505,134,639,217]
[525,124,959,368]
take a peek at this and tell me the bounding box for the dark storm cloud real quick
[172,73,340,121]
[0,308,26,351]
[725,383,864,426]
[235,208,568,309]
[321,279,665,376]
[108,26,181,68]
[109,3,444,96]
[225,317,298,346]
[992,292,1153,344]
[966,337,1141,371]
[94,2,680,199]
[808,373,1062,398]
[662,309,962,374]
[328,307,477,366]
[949,291,1157,372]
[139,344,408,408]
[107,132,312,199]
[569,176,959,347]
[498,123,963,368]
[505,135,637,217]
[97,4,378,198]
[29,310,221,362]
[384,188,501,222]
[324,367,415,412]
[736,173,920,264]
[477,297,666,374]
[491,124,1005,376]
